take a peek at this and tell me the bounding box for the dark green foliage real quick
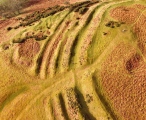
[79,7,89,15]
[105,21,125,28]
[2,44,10,50]
[14,26,19,29]
[76,17,80,20]
[74,7,82,12]
[15,5,69,28]
[13,0,100,29]
[12,31,48,43]
[13,37,25,43]
[103,32,108,35]
[34,35,47,41]
[70,1,90,11]
[71,0,99,12]
[7,27,13,31]
[75,21,79,26]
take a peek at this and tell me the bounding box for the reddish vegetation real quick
[110,6,140,24]
[126,53,141,72]
[100,5,146,120]
[101,42,146,120]
[133,4,146,11]
[133,14,146,57]
[16,38,40,67]
[19,39,40,58]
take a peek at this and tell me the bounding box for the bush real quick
[7,27,13,31]
[79,7,89,15]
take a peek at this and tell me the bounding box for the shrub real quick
[7,27,13,31]
[79,7,89,14]
[14,26,19,29]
